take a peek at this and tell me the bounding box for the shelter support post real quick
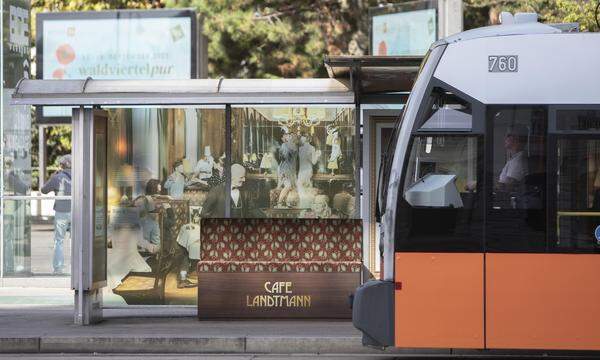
[71,107,106,325]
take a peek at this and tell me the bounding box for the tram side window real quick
[555,110,600,253]
[487,107,547,252]
[395,135,483,252]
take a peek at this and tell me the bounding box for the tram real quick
[352,13,600,351]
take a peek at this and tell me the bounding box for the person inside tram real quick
[498,125,529,191]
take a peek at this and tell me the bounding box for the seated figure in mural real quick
[201,163,259,218]
[174,210,202,288]
[164,159,195,199]
[133,179,164,255]
[300,194,334,219]
[332,187,356,219]
[106,196,152,290]
[276,131,298,208]
[194,146,215,180]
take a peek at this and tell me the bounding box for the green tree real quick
[164,0,383,78]
[465,0,599,32]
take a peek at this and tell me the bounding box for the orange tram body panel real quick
[393,253,600,350]
[394,253,484,349]
[486,253,600,350]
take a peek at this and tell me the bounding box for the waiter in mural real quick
[201,163,258,218]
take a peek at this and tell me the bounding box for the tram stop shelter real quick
[11,56,420,324]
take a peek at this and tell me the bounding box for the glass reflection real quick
[106,108,226,304]
[231,107,357,219]
[3,200,31,275]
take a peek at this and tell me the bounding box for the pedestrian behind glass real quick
[41,155,72,275]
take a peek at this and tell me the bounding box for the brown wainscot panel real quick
[197,272,359,319]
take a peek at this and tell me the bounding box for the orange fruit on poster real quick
[52,68,65,79]
[56,44,76,65]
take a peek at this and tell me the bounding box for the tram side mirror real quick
[404,174,464,208]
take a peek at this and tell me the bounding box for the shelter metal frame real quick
[11,78,357,323]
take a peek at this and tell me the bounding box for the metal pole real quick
[225,105,232,218]
[72,107,103,325]
[38,124,46,218]
[72,107,85,324]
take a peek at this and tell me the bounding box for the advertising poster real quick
[38,11,195,119]
[371,8,436,56]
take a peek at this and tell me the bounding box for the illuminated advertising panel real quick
[36,10,197,122]
[370,1,437,56]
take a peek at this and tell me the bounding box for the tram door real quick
[486,108,600,350]
[394,88,485,348]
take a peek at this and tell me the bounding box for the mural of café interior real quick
[12,56,418,320]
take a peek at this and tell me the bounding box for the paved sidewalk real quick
[0,302,438,356]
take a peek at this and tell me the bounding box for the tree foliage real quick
[31,0,599,78]
[164,0,382,78]
[465,0,599,32]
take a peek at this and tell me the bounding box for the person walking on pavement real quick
[41,155,72,275]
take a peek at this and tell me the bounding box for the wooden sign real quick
[197,272,359,319]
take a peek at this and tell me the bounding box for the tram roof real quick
[11,78,354,106]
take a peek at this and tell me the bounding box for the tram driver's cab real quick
[353,13,600,352]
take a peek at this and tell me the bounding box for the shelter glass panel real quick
[3,93,32,196]
[231,106,357,219]
[104,107,225,306]
[3,199,73,276]
[3,200,31,276]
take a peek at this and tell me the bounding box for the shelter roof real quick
[11,78,354,106]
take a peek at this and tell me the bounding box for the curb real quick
[0,338,40,353]
[38,336,245,354]
[0,336,421,354]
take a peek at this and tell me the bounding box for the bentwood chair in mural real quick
[113,200,189,304]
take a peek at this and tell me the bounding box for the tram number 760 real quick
[488,55,518,72]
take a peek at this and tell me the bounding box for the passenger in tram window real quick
[498,125,529,190]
